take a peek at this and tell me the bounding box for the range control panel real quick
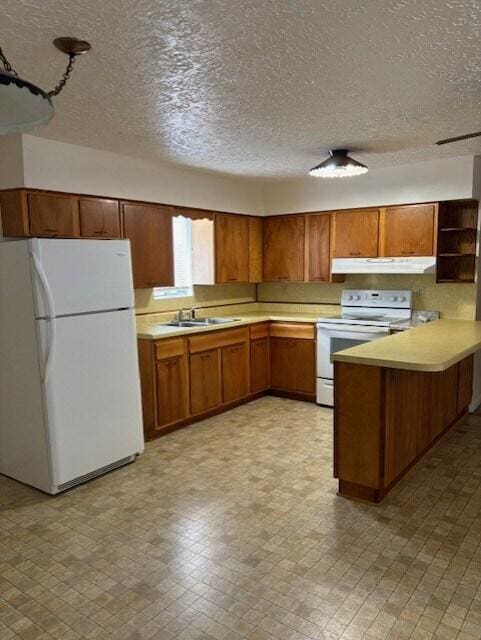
[341,289,412,309]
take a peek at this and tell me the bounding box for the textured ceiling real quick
[1,0,481,177]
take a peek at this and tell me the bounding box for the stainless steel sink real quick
[165,317,241,328]
[197,317,240,324]
[166,320,208,327]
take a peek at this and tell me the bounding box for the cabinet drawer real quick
[155,338,186,360]
[189,327,249,353]
[269,323,315,340]
[250,322,269,339]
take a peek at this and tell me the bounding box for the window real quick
[154,216,193,299]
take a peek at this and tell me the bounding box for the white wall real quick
[20,135,264,215]
[0,135,24,189]
[262,155,478,214]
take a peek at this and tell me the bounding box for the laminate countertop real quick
[136,312,324,340]
[333,319,481,372]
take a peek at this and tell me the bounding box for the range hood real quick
[331,256,437,275]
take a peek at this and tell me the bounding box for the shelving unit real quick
[437,201,478,283]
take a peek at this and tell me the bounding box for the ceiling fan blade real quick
[436,131,481,145]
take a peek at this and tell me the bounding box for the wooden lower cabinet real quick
[155,356,189,428]
[222,341,249,403]
[335,355,474,503]
[270,337,315,396]
[139,322,317,440]
[251,337,269,392]
[190,349,222,415]
[138,337,189,438]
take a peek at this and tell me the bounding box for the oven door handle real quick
[317,323,390,336]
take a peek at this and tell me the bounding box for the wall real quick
[0,135,24,190]
[262,155,478,214]
[19,135,264,215]
[258,276,476,320]
[135,284,256,315]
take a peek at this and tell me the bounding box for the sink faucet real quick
[177,309,184,322]
[190,307,196,320]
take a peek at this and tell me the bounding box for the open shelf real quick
[438,252,476,257]
[437,201,478,283]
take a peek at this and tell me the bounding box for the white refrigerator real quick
[0,238,144,494]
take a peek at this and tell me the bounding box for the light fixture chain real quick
[47,53,76,97]
[0,46,17,75]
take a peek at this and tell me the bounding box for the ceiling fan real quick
[435,131,481,145]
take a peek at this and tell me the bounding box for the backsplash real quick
[257,274,477,320]
[135,283,256,315]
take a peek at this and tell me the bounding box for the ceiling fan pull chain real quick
[0,46,17,76]
[48,53,76,98]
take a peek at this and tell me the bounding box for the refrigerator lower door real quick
[38,309,144,491]
[30,238,134,318]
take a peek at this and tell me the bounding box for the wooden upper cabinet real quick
[122,202,174,289]
[263,215,305,281]
[331,209,379,258]
[248,216,263,283]
[79,198,121,239]
[28,192,79,237]
[379,204,436,257]
[215,213,250,283]
[307,213,331,282]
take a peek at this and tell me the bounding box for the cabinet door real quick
[308,213,331,282]
[28,193,79,237]
[215,213,249,283]
[270,338,315,394]
[380,204,435,256]
[122,203,174,288]
[457,355,473,413]
[155,356,189,429]
[222,341,249,403]
[250,337,269,392]
[263,215,305,281]
[79,198,121,239]
[190,349,222,414]
[248,216,263,283]
[331,209,379,258]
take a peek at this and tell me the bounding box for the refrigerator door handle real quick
[31,252,57,382]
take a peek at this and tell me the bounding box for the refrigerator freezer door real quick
[30,238,134,318]
[38,308,144,489]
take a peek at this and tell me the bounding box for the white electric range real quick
[316,289,412,406]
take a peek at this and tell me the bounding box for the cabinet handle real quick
[277,276,289,280]
[401,250,415,255]
[44,228,59,233]
[201,354,210,360]
[227,277,237,282]
[94,230,108,235]
[349,252,361,256]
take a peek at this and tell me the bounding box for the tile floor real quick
[1,397,481,640]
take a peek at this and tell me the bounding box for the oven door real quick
[316,323,390,380]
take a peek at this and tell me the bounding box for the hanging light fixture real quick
[0,37,91,135]
[309,149,368,178]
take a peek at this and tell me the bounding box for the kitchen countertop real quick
[333,319,481,372]
[136,312,324,340]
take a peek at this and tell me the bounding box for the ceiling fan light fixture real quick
[0,37,90,135]
[309,149,368,178]
[0,70,53,134]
